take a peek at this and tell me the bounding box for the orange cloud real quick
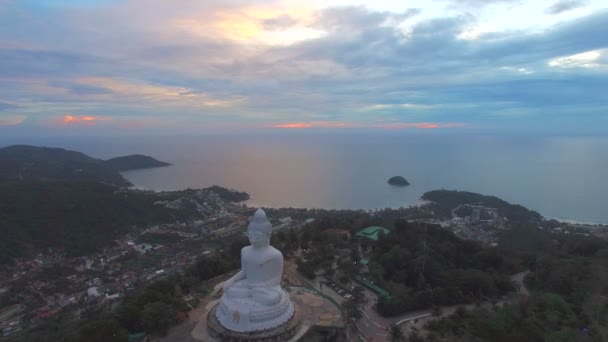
[272,121,349,129]
[273,122,313,128]
[272,121,464,129]
[371,122,465,129]
[61,115,111,126]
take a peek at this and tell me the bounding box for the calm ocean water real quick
[2,133,607,224]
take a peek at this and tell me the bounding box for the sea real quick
[2,132,607,224]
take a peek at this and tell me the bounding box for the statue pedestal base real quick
[206,302,301,342]
[215,288,294,332]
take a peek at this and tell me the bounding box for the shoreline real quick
[122,176,607,226]
[547,216,607,226]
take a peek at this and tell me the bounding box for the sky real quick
[0,0,607,135]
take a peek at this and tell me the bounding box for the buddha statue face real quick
[248,209,272,249]
[248,228,270,249]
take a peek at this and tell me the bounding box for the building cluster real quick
[544,221,608,239]
[413,204,507,246]
[0,189,310,338]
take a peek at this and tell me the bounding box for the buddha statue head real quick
[248,209,272,249]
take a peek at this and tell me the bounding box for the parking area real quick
[321,280,354,300]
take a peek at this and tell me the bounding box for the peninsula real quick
[0,145,172,186]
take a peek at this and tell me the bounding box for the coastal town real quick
[1,187,607,340]
[0,187,320,339]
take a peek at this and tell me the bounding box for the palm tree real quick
[389,325,406,342]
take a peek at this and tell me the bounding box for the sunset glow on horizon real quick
[61,115,111,126]
[272,121,465,129]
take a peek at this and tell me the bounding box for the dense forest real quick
[0,181,178,263]
[425,237,608,342]
[372,220,519,316]
[0,181,246,264]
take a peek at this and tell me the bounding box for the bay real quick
[2,132,607,223]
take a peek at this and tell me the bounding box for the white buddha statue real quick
[215,209,294,332]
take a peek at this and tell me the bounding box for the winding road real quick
[350,270,531,341]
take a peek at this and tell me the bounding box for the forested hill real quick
[0,181,178,264]
[422,190,542,224]
[0,145,131,187]
[0,180,249,265]
[105,154,171,172]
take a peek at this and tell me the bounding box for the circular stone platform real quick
[206,302,301,342]
[192,287,344,342]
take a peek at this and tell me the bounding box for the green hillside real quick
[0,145,130,187]
[422,190,542,224]
[0,180,177,263]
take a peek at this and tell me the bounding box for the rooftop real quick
[355,226,391,241]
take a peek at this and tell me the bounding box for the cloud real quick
[371,122,465,129]
[0,1,607,134]
[272,121,464,129]
[0,101,17,111]
[548,49,604,68]
[312,6,420,32]
[0,115,25,126]
[61,115,111,126]
[0,48,111,78]
[262,14,299,31]
[74,77,245,108]
[442,0,522,9]
[545,0,588,15]
[359,103,436,111]
[47,80,112,95]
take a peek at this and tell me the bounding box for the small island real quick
[106,154,172,172]
[387,176,410,186]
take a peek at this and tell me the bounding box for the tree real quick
[351,244,361,263]
[141,302,176,336]
[408,331,425,342]
[344,299,362,320]
[361,239,370,252]
[117,302,142,332]
[352,286,365,303]
[78,314,129,342]
[389,325,405,342]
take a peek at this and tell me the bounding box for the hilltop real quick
[422,189,542,224]
[106,154,171,172]
[0,180,249,264]
[0,145,173,187]
[387,176,410,186]
[0,145,131,187]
